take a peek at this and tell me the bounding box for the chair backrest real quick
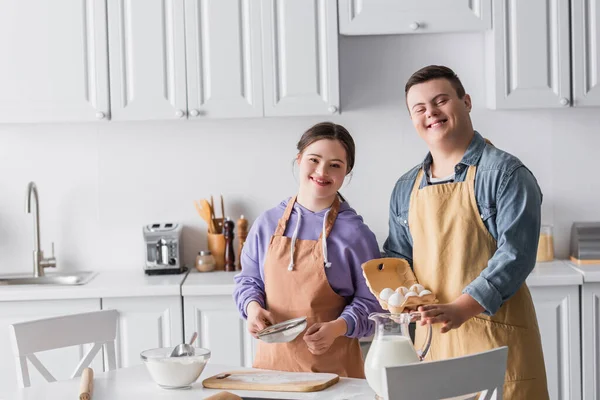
[384,346,508,400]
[9,309,118,388]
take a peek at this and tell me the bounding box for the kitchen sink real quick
[0,271,97,286]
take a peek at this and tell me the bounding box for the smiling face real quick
[406,78,473,148]
[296,139,348,204]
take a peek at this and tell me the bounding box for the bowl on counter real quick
[140,347,211,389]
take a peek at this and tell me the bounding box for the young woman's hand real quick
[303,319,347,355]
[418,294,485,333]
[246,301,275,339]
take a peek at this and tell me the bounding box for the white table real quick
[7,363,376,400]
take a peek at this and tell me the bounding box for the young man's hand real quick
[418,294,485,333]
[303,318,347,355]
[246,301,275,338]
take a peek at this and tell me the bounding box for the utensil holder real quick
[207,233,226,270]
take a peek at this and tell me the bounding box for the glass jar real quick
[536,225,555,262]
[364,313,432,399]
[195,250,216,272]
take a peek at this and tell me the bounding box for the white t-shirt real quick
[427,168,455,184]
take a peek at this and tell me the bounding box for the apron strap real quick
[274,195,342,238]
[317,195,341,241]
[465,165,477,183]
[412,168,425,192]
[274,196,298,236]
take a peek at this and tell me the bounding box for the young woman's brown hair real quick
[296,122,356,174]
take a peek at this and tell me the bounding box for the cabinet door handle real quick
[409,22,420,31]
[559,97,569,106]
[175,109,185,118]
[328,105,338,114]
[96,112,106,119]
[189,109,200,117]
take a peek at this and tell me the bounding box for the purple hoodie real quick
[233,197,384,338]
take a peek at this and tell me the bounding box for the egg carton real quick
[361,257,438,314]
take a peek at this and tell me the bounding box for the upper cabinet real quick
[106,0,336,121]
[184,0,264,119]
[486,0,600,109]
[572,0,600,106]
[0,0,338,123]
[339,0,492,35]
[261,0,340,116]
[107,0,187,121]
[0,0,110,123]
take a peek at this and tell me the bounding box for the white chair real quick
[9,309,118,388]
[384,346,508,400]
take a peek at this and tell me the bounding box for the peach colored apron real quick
[410,166,548,399]
[252,195,364,378]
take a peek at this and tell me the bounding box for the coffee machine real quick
[143,223,185,275]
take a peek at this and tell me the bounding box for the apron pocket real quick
[469,316,545,382]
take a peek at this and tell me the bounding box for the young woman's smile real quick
[296,139,348,211]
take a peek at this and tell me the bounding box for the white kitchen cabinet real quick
[184,0,264,119]
[183,294,256,367]
[101,296,183,369]
[530,285,581,400]
[486,0,600,109]
[485,0,571,109]
[572,0,600,106]
[261,0,340,117]
[338,0,492,35]
[581,282,600,400]
[0,299,101,396]
[0,0,110,123]
[570,264,600,400]
[107,0,188,121]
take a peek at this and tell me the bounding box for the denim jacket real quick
[383,132,542,316]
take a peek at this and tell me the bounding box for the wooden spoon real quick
[195,200,218,233]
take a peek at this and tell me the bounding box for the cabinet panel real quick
[184,295,253,367]
[531,286,581,400]
[185,0,263,118]
[572,0,600,106]
[108,0,188,120]
[261,0,339,116]
[0,0,109,123]
[339,0,491,35]
[486,0,571,109]
[102,296,183,368]
[0,299,101,396]
[581,283,600,400]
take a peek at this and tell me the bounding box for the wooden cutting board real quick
[202,370,339,392]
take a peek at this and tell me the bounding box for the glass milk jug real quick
[364,313,432,399]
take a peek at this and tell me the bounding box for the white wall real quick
[1,33,599,274]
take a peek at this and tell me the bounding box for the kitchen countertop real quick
[180,261,583,295]
[182,270,239,296]
[0,260,584,302]
[568,261,600,282]
[9,363,376,399]
[526,260,583,287]
[0,269,189,302]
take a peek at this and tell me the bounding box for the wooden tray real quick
[202,370,339,392]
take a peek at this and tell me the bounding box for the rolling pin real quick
[79,367,93,400]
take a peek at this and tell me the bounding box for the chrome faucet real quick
[25,182,56,277]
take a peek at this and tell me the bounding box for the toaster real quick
[143,223,186,275]
[570,222,600,264]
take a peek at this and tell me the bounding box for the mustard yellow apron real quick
[410,165,548,399]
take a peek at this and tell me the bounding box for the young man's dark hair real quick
[404,65,466,99]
